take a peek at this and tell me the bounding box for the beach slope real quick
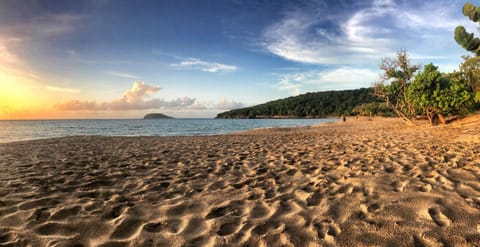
[0,118,479,246]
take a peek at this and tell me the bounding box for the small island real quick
[143,113,173,119]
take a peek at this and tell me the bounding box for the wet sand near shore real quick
[0,117,479,246]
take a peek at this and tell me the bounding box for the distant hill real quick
[143,113,174,119]
[216,88,381,119]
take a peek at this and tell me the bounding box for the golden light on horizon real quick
[0,70,55,119]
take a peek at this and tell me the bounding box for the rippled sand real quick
[0,117,479,246]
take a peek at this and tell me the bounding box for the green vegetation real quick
[455,3,480,55]
[373,50,420,125]
[455,2,480,101]
[219,3,480,124]
[143,113,173,119]
[352,102,394,117]
[216,88,381,119]
[407,64,475,125]
[374,51,478,126]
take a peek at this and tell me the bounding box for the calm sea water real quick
[0,119,336,143]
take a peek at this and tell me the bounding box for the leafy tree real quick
[407,64,476,125]
[454,3,480,55]
[460,56,480,101]
[444,71,477,114]
[455,3,480,100]
[373,50,420,125]
[406,64,447,125]
[352,102,393,117]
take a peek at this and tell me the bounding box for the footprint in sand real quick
[35,222,77,236]
[217,218,242,236]
[367,203,383,213]
[182,217,207,237]
[102,205,125,220]
[205,200,244,219]
[392,181,408,192]
[143,222,165,233]
[166,201,204,217]
[419,184,432,192]
[307,191,323,207]
[428,207,451,227]
[164,219,184,234]
[314,220,341,240]
[250,203,270,219]
[110,218,143,239]
[49,205,81,220]
[206,206,229,219]
[252,220,283,235]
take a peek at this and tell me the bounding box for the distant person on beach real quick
[341,115,346,122]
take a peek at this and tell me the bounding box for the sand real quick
[0,117,480,246]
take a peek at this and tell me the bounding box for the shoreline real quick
[0,118,338,144]
[0,118,479,246]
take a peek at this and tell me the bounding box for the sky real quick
[0,0,476,119]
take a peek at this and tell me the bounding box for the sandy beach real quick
[1,117,480,246]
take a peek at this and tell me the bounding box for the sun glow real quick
[0,69,53,119]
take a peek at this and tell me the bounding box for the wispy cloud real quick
[55,81,196,111]
[44,85,80,93]
[0,14,84,90]
[0,38,20,64]
[192,98,245,110]
[277,67,378,95]
[67,49,76,56]
[4,14,84,40]
[171,58,238,73]
[262,0,473,65]
[105,71,140,79]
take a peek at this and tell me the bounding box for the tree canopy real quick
[407,64,474,125]
[216,88,381,119]
[373,50,420,125]
[455,2,480,101]
[374,52,478,126]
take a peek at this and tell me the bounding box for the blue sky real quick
[0,0,476,118]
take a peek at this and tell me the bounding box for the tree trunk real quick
[437,113,446,125]
[393,108,416,126]
[426,111,433,125]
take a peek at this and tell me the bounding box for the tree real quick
[454,3,480,55]
[352,102,393,117]
[444,71,477,114]
[455,3,480,100]
[373,50,420,125]
[407,64,476,125]
[460,56,480,101]
[407,64,447,125]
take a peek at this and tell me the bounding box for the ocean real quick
[0,118,337,143]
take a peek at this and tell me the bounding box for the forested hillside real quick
[216,88,381,119]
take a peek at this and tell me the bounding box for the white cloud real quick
[214,98,245,110]
[277,67,378,95]
[171,58,237,73]
[105,71,140,79]
[56,81,196,111]
[55,82,246,113]
[193,98,245,110]
[263,1,475,66]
